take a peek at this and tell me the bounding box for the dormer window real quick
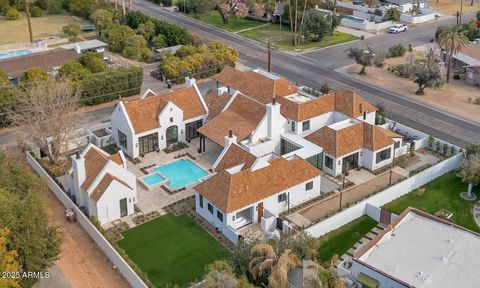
[170,117,173,123]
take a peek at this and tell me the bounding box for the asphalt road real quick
[132,0,480,148]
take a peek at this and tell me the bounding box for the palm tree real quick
[249,243,300,287]
[24,0,34,42]
[437,25,469,83]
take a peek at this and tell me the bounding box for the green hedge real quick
[126,11,192,47]
[80,66,143,105]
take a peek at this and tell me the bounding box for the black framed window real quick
[306,153,323,169]
[170,117,173,123]
[199,194,203,208]
[376,148,391,164]
[306,181,313,190]
[217,211,223,222]
[208,203,213,214]
[278,193,287,202]
[118,130,127,149]
[281,138,300,155]
[291,121,296,132]
[325,155,334,170]
[394,141,400,149]
[302,120,310,132]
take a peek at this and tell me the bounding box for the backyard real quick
[317,216,378,262]
[382,172,480,232]
[193,11,358,51]
[0,13,91,44]
[117,213,231,287]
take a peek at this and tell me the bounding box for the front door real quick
[120,198,128,217]
[139,133,158,155]
[166,125,178,146]
[257,202,263,223]
[343,152,359,173]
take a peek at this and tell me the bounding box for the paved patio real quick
[129,138,222,214]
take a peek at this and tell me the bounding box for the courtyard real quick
[117,213,231,287]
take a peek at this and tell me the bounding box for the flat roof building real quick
[352,208,480,288]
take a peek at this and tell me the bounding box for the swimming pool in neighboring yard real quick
[343,16,366,23]
[0,50,32,60]
[151,159,207,189]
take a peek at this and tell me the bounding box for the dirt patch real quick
[427,0,479,15]
[44,191,130,288]
[299,172,404,222]
[396,154,422,169]
[346,58,480,124]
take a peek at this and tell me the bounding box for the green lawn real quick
[117,213,231,287]
[239,23,358,51]
[317,216,378,262]
[193,11,266,32]
[382,172,480,232]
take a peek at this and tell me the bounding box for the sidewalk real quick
[336,26,378,39]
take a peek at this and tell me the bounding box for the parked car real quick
[103,55,113,64]
[389,24,408,33]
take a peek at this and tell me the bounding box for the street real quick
[132,0,480,147]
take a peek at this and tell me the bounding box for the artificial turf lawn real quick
[382,172,480,233]
[317,216,378,262]
[193,10,266,32]
[117,213,231,287]
[239,24,359,51]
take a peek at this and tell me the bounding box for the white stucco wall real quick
[111,103,135,158]
[157,102,185,148]
[92,181,136,224]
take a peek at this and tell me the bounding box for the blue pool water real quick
[143,173,165,185]
[152,159,207,189]
[0,50,33,60]
[344,16,365,23]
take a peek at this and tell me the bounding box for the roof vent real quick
[188,72,192,79]
[272,97,276,105]
[228,129,233,138]
[75,151,81,159]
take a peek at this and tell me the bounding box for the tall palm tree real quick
[24,0,34,42]
[437,25,469,83]
[249,243,300,287]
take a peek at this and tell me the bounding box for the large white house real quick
[110,77,208,159]
[66,143,137,224]
[194,140,323,244]
[352,208,480,288]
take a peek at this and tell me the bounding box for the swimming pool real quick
[151,159,207,189]
[0,50,32,60]
[143,173,166,186]
[343,16,366,23]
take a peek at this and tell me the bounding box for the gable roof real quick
[195,157,322,213]
[80,146,124,192]
[306,122,400,157]
[278,89,377,122]
[214,66,297,104]
[204,90,232,120]
[90,173,132,202]
[214,144,257,172]
[197,94,265,147]
[0,48,80,77]
[123,87,206,134]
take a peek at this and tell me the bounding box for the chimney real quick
[185,74,196,88]
[266,100,282,139]
[71,151,86,207]
[224,130,237,148]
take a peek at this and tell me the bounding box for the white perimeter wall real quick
[305,152,462,238]
[26,153,148,288]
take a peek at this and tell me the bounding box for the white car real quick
[389,24,408,33]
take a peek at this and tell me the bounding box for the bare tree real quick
[9,79,81,164]
[218,0,249,24]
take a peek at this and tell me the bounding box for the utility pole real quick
[340,161,346,210]
[25,2,33,43]
[459,0,463,24]
[267,40,271,72]
[184,0,186,13]
[122,0,126,15]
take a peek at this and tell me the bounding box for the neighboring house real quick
[60,39,108,54]
[449,42,480,85]
[465,65,480,86]
[351,208,480,288]
[110,77,208,159]
[383,0,426,13]
[0,48,80,84]
[66,143,137,225]
[194,141,323,244]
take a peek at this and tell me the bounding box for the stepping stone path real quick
[335,223,385,268]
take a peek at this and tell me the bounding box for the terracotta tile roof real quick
[195,157,322,213]
[90,173,132,202]
[0,48,80,77]
[124,87,206,134]
[204,90,232,120]
[333,89,377,119]
[306,122,398,157]
[81,146,124,192]
[214,66,297,104]
[214,144,257,172]
[197,94,265,146]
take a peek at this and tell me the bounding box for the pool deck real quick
[128,138,222,214]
